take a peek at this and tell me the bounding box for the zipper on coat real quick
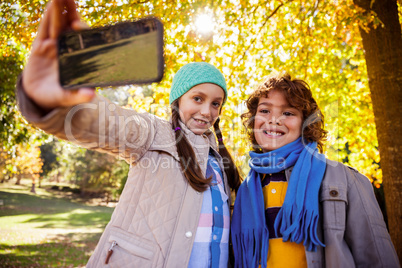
[105,240,118,264]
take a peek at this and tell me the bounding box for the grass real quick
[0,180,114,267]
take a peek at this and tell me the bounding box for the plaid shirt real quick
[188,151,230,268]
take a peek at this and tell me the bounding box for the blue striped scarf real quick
[231,138,326,268]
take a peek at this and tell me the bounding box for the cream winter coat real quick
[17,78,231,267]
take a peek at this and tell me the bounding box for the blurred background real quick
[1,0,401,266]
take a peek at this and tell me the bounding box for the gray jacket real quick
[288,160,400,267]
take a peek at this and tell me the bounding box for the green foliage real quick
[0,45,30,149]
[56,141,128,197]
[40,139,60,178]
[0,1,46,180]
[0,1,38,148]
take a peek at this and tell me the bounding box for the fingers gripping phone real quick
[58,17,164,89]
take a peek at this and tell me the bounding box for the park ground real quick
[0,179,114,267]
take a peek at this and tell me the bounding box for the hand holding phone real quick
[22,0,96,110]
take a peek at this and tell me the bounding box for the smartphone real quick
[58,17,164,89]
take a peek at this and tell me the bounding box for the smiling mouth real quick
[263,130,284,136]
[194,118,209,125]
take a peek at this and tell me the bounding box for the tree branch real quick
[229,1,287,80]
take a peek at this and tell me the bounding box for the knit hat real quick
[169,62,228,105]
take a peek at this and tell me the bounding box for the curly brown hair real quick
[241,72,327,152]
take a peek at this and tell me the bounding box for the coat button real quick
[185,231,192,238]
[329,190,339,197]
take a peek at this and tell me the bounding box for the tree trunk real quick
[15,174,22,185]
[353,0,402,261]
[30,183,36,194]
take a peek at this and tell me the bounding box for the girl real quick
[231,73,399,268]
[17,0,240,266]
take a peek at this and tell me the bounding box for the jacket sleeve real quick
[17,75,156,164]
[344,166,400,267]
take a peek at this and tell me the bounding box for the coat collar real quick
[178,120,218,152]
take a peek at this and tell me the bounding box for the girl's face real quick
[253,89,303,152]
[178,83,225,135]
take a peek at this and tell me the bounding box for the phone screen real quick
[58,18,164,89]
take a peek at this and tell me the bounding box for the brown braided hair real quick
[171,100,241,192]
[213,118,241,191]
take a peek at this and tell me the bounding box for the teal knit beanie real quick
[169,62,228,105]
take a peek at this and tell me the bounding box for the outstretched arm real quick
[22,0,95,111]
[18,0,158,163]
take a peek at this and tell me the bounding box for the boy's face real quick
[178,83,225,135]
[253,89,303,152]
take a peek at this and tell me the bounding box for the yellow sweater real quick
[261,172,307,268]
